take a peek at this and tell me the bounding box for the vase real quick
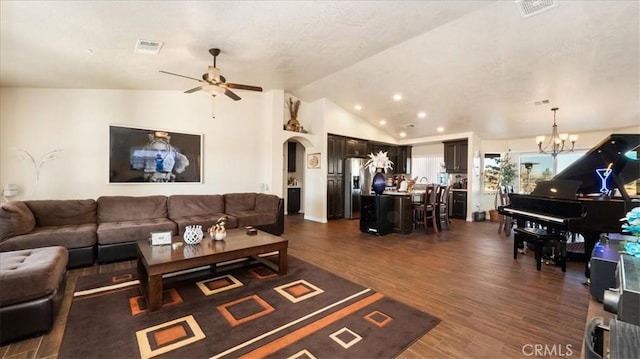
[183,225,203,245]
[214,229,227,241]
[372,168,386,195]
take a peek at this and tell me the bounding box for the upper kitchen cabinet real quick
[395,146,412,174]
[365,143,411,174]
[327,135,345,176]
[366,142,389,157]
[287,142,297,172]
[345,139,367,157]
[443,140,468,173]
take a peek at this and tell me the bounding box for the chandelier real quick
[535,107,577,158]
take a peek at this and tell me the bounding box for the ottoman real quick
[0,246,68,345]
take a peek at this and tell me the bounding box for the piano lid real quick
[530,179,583,199]
[554,134,640,198]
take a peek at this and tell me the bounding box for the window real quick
[518,151,586,193]
[410,155,444,184]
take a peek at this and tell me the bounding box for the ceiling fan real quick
[159,48,262,101]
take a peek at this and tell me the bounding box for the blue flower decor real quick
[620,207,640,257]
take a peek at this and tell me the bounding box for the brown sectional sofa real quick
[0,200,96,267]
[168,194,236,235]
[97,195,178,263]
[0,246,68,345]
[0,192,284,267]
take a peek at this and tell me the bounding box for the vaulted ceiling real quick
[1,1,638,141]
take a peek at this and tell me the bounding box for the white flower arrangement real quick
[364,151,394,174]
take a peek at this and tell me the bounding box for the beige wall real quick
[2,87,637,222]
[0,88,269,200]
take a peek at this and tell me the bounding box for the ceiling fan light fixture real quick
[203,84,224,96]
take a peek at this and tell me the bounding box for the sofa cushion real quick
[25,199,96,227]
[0,224,97,252]
[97,218,176,245]
[0,201,36,241]
[171,214,239,236]
[255,193,280,213]
[167,195,225,218]
[224,193,256,212]
[97,196,168,223]
[229,212,277,228]
[0,247,68,307]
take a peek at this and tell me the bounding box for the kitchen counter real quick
[382,191,412,196]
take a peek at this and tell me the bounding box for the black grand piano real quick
[499,133,640,277]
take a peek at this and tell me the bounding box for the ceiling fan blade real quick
[226,83,263,92]
[184,86,203,93]
[159,70,202,82]
[224,89,242,101]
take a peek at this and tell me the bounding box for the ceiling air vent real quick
[401,123,416,129]
[135,39,164,54]
[533,99,550,106]
[515,0,558,18]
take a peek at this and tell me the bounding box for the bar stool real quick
[414,185,439,233]
[411,191,424,229]
[436,185,450,231]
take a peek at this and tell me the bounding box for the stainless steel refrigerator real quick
[344,158,372,219]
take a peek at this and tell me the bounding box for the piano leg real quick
[534,240,543,271]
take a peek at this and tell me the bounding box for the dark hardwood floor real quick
[0,215,593,358]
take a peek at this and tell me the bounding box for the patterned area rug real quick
[59,256,439,358]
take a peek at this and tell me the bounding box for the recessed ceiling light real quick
[417,112,426,118]
[437,127,444,132]
[354,104,362,111]
[393,94,402,101]
[379,120,387,125]
[399,132,407,137]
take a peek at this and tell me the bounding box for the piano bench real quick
[513,227,567,272]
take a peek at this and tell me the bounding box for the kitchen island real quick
[360,192,415,235]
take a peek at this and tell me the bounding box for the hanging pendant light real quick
[535,107,578,157]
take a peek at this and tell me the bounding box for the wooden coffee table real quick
[136,229,288,311]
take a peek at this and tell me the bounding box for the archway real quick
[281,136,315,217]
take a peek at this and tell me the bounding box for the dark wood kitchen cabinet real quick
[287,187,301,214]
[326,176,344,219]
[443,140,468,173]
[395,146,411,174]
[287,142,296,172]
[450,190,467,219]
[346,139,367,157]
[367,142,389,157]
[327,135,345,176]
[327,134,345,219]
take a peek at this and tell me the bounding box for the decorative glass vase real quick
[214,228,227,241]
[372,168,386,195]
[183,225,203,245]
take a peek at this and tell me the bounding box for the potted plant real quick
[488,150,517,222]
